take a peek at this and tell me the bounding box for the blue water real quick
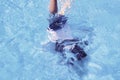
[0,0,120,80]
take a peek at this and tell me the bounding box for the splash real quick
[58,0,73,15]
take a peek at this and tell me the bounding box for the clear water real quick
[0,0,120,80]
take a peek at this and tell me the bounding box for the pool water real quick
[0,0,120,80]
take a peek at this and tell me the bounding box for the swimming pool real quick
[0,0,120,80]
